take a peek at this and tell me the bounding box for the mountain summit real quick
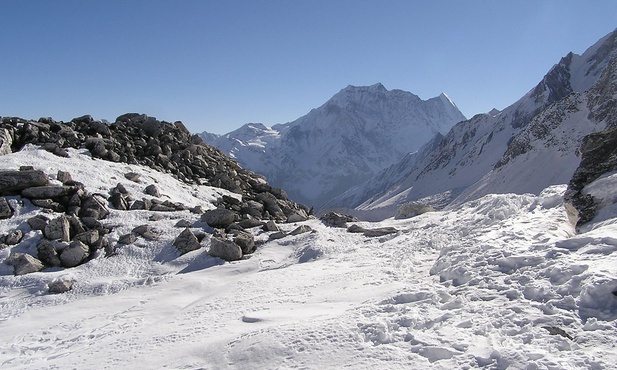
[202,84,465,207]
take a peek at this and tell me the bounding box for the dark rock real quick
[0,197,13,219]
[109,192,128,210]
[233,231,255,254]
[79,195,109,220]
[114,183,129,194]
[237,218,264,229]
[19,166,35,171]
[268,231,288,240]
[263,220,279,232]
[4,229,23,245]
[189,205,204,214]
[31,198,64,212]
[149,213,164,221]
[208,237,242,261]
[59,240,89,267]
[320,212,359,228]
[21,185,75,199]
[27,215,49,230]
[174,219,193,228]
[173,228,202,255]
[57,170,73,184]
[0,170,49,195]
[48,279,74,294]
[118,233,137,245]
[124,172,141,182]
[73,230,100,246]
[80,217,102,230]
[201,208,238,228]
[132,224,158,240]
[144,184,161,197]
[10,253,45,275]
[542,326,574,340]
[347,224,398,237]
[150,204,176,212]
[290,225,312,236]
[37,240,61,267]
[286,209,309,223]
[44,215,70,241]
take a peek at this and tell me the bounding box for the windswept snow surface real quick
[1,147,616,369]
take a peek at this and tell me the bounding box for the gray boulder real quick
[37,239,61,267]
[0,197,13,219]
[208,237,243,261]
[79,195,110,220]
[9,253,45,275]
[263,220,280,232]
[59,240,89,267]
[48,279,74,294]
[173,228,202,255]
[290,225,313,236]
[320,212,359,228]
[132,224,158,240]
[201,208,238,228]
[27,215,49,230]
[118,233,137,245]
[144,184,161,197]
[21,185,75,199]
[73,230,100,247]
[4,229,23,245]
[233,231,255,254]
[286,209,309,223]
[0,170,49,195]
[57,170,73,184]
[44,215,70,241]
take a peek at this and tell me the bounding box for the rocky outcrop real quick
[565,126,617,228]
[173,228,202,255]
[320,212,359,228]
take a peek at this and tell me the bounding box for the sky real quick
[1,1,617,134]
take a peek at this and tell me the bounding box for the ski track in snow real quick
[0,148,616,369]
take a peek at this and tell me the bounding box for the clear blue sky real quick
[2,1,616,134]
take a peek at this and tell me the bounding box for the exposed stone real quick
[59,240,89,267]
[149,213,164,221]
[237,218,264,229]
[174,219,193,228]
[268,231,288,240]
[118,233,137,245]
[31,198,64,212]
[0,197,13,219]
[79,195,110,220]
[37,239,61,267]
[263,220,280,232]
[44,215,71,241]
[320,212,359,228]
[21,185,75,199]
[132,224,158,240]
[208,237,243,261]
[189,205,204,214]
[0,128,13,155]
[233,231,255,254]
[10,253,45,275]
[0,170,49,195]
[144,184,161,197]
[256,193,286,220]
[173,228,202,255]
[150,204,176,212]
[290,225,313,236]
[109,192,128,210]
[48,279,74,294]
[4,229,23,245]
[56,170,73,184]
[124,172,141,182]
[347,224,398,237]
[27,215,49,230]
[286,209,309,223]
[73,230,100,246]
[201,208,238,228]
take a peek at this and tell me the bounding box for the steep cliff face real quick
[203,84,465,208]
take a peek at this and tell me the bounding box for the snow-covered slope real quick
[334,29,617,218]
[202,83,465,208]
[1,145,617,368]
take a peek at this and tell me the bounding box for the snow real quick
[1,147,616,369]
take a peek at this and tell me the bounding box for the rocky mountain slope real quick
[202,83,465,208]
[330,28,617,218]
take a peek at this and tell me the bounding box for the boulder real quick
[290,225,313,236]
[237,218,264,229]
[44,215,70,241]
[10,253,45,275]
[73,230,100,247]
[59,240,89,267]
[173,228,202,255]
[174,219,193,228]
[320,212,359,228]
[109,192,128,210]
[268,231,288,240]
[208,237,243,261]
[263,220,280,232]
[201,208,238,228]
[0,170,49,195]
[37,239,62,267]
[144,184,161,197]
[286,209,309,223]
[27,215,49,230]
[347,224,398,237]
[233,231,255,254]
[21,185,75,199]
[57,170,73,184]
[4,229,23,245]
[124,172,141,182]
[118,233,137,245]
[0,197,13,219]
[79,195,110,220]
[0,128,13,156]
[48,279,75,294]
[132,224,158,240]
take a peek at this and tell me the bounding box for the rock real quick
[346,224,365,233]
[27,215,49,230]
[21,185,75,199]
[286,209,309,223]
[85,138,107,157]
[256,193,286,220]
[290,225,312,235]
[233,231,255,254]
[19,166,35,171]
[80,217,102,230]
[0,128,13,156]
[201,208,238,228]
[173,228,202,255]
[320,212,359,228]
[79,195,110,220]
[44,215,70,241]
[48,279,74,294]
[56,170,73,184]
[73,230,100,246]
[241,200,264,218]
[31,198,64,212]
[118,233,137,245]
[124,172,141,182]
[174,219,193,228]
[347,224,398,237]
[0,170,49,195]
[189,205,204,214]
[4,229,23,245]
[0,197,13,219]
[114,183,129,194]
[208,237,243,261]
[109,192,128,210]
[130,199,147,210]
[263,220,280,232]
[268,231,288,240]
[11,253,45,275]
[149,213,164,221]
[150,204,176,212]
[132,224,158,240]
[60,240,90,267]
[144,184,161,197]
[237,218,264,229]
[37,239,61,267]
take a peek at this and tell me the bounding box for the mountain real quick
[201,83,465,208]
[330,29,617,218]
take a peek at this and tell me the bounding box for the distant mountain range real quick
[201,83,465,207]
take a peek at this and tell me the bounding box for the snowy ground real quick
[1,147,616,369]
